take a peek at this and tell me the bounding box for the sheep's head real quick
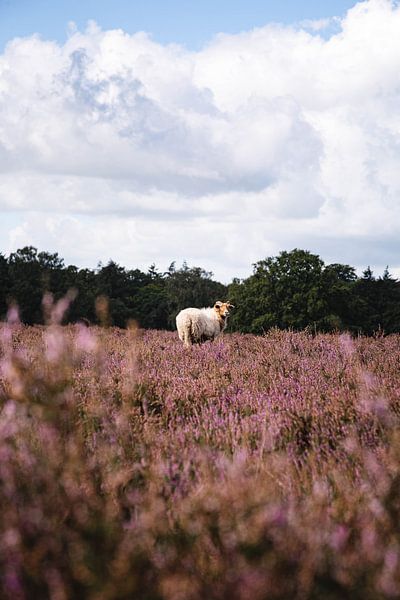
[214,301,235,321]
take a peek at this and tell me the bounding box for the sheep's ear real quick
[214,301,222,308]
[227,301,235,308]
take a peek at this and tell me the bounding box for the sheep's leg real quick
[183,328,192,347]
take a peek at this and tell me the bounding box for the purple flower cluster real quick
[1,319,400,599]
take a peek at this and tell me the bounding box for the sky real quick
[0,0,400,282]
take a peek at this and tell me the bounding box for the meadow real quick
[1,305,400,599]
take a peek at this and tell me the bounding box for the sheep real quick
[176,301,234,347]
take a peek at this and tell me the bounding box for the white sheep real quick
[176,301,234,347]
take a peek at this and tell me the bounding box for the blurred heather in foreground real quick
[1,316,400,598]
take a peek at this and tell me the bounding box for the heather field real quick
[1,315,400,599]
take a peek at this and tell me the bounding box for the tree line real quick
[1,246,399,335]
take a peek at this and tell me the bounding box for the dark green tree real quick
[96,261,130,326]
[229,249,329,333]
[68,267,97,323]
[37,251,66,297]
[131,282,169,329]
[7,247,43,324]
[353,267,381,334]
[2,245,400,335]
[95,261,154,327]
[228,250,367,333]
[376,268,400,334]
[319,263,361,331]
[0,253,10,319]
[96,261,129,299]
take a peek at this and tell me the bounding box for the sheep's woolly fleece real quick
[176,302,231,346]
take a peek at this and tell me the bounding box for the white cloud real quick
[299,17,340,32]
[1,0,400,281]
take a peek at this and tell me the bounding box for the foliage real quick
[228,249,400,335]
[229,249,327,332]
[0,254,9,319]
[131,281,169,329]
[353,267,400,335]
[1,246,400,334]
[1,316,400,598]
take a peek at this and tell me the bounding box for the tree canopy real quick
[228,249,400,335]
[1,246,399,335]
